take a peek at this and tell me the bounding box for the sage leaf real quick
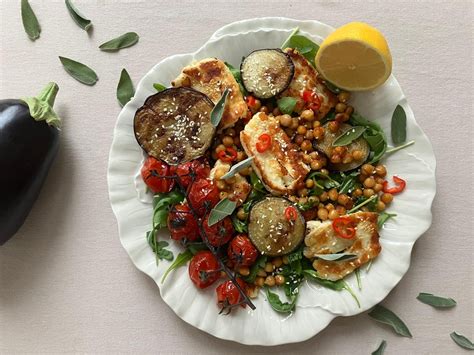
[221,156,254,179]
[65,0,92,31]
[153,83,166,92]
[21,0,41,40]
[371,340,387,355]
[99,32,139,51]
[277,97,298,115]
[210,88,229,127]
[368,304,412,338]
[332,126,366,147]
[265,287,297,313]
[377,212,397,229]
[391,105,407,144]
[117,68,134,106]
[281,28,319,66]
[59,56,98,85]
[417,293,456,308]
[161,250,193,283]
[450,332,474,350]
[315,253,357,261]
[207,198,236,226]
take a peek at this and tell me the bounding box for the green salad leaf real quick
[161,250,193,283]
[281,27,320,66]
[277,97,298,115]
[266,287,297,313]
[350,112,387,163]
[225,62,247,95]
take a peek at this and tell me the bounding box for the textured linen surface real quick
[0,1,472,354]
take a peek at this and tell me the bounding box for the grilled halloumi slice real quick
[240,112,310,195]
[304,212,381,281]
[279,48,337,120]
[209,160,251,206]
[172,58,248,131]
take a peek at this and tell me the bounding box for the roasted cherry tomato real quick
[216,278,247,308]
[227,235,258,267]
[256,133,271,153]
[217,147,238,162]
[203,215,234,247]
[167,204,200,242]
[141,156,174,193]
[332,216,356,239]
[187,178,220,216]
[382,175,406,194]
[188,251,220,289]
[172,159,210,189]
[245,95,256,108]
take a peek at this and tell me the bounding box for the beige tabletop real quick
[1,1,473,354]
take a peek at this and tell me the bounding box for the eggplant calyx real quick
[21,82,61,128]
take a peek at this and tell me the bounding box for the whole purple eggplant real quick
[0,83,60,245]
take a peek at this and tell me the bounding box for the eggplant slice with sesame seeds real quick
[134,87,215,165]
[248,197,305,256]
[315,123,370,172]
[240,49,294,99]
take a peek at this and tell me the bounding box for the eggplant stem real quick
[37,82,59,107]
[21,82,61,128]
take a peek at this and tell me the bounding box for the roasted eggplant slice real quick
[315,123,369,171]
[248,197,305,256]
[240,49,294,99]
[134,87,215,165]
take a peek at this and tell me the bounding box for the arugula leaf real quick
[281,28,319,66]
[243,255,267,283]
[152,191,185,230]
[277,97,298,115]
[231,214,248,233]
[210,88,230,127]
[187,242,208,255]
[350,112,387,163]
[450,332,474,350]
[355,268,362,290]
[225,62,247,95]
[207,198,236,226]
[266,287,297,313]
[377,212,397,229]
[416,293,457,308]
[146,232,173,262]
[348,195,378,214]
[368,304,412,338]
[161,250,193,283]
[338,171,359,194]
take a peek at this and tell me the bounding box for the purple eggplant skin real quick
[0,99,59,245]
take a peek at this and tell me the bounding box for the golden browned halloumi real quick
[209,160,251,206]
[279,48,337,120]
[240,112,310,195]
[172,58,248,131]
[304,212,381,281]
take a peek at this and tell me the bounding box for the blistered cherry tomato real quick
[187,178,220,216]
[173,159,210,189]
[227,235,258,267]
[141,156,174,193]
[202,215,234,247]
[216,278,247,308]
[188,251,220,289]
[167,204,200,242]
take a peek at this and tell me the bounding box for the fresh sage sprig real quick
[207,198,236,226]
[416,293,457,308]
[368,304,412,338]
[65,0,92,31]
[377,212,397,229]
[371,340,387,355]
[315,253,357,261]
[59,56,98,85]
[332,126,367,147]
[153,83,166,92]
[450,331,474,350]
[21,0,41,41]
[161,250,193,283]
[210,88,230,127]
[117,68,134,106]
[221,157,254,180]
[391,105,407,144]
[277,97,298,115]
[99,32,139,51]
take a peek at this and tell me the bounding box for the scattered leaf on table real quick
[21,0,41,40]
[368,304,412,338]
[116,68,134,106]
[65,0,92,31]
[59,56,98,85]
[450,331,474,350]
[99,32,139,51]
[371,340,387,355]
[417,293,456,308]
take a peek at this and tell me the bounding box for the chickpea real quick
[237,208,247,221]
[253,100,262,111]
[285,128,295,137]
[295,135,304,145]
[338,91,350,103]
[215,144,226,153]
[374,183,383,192]
[304,121,313,129]
[313,120,321,128]
[216,180,226,190]
[282,256,289,265]
[326,203,335,211]
[329,209,340,220]
[305,130,314,140]
[361,207,370,212]
[336,205,346,215]
[305,179,315,188]
[301,109,315,121]
[298,188,309,197]
[240,166,252,176]
[375,176,385,184]
[310,160,322,170]
[272,107,281,116]
[353,188,363,197]
[363,188,375,197]
[342,154,353,164]
[361,163,375,176]
[257,269,267,277]
[303,153,312,164]
[337,194,350,206]
[317,208,329,220]
[301,140,313,152]
[235,151,245,162]
[331,154,342,164]
[313,127,325,140]
[297,125,307,135]
[328,188,339,201]
[352,149,364,161]
[264,262,274,273]
[259,106,269,113]
[214,167,227,180]
[309,151,319,159]
[279,114,292,127]
[364,177,376,188]
[255,277,265,287]
[320,191,328,202]
[375,165,387,177]
[246,285,259,299]
[359,174,367,183]
[328,121,340,133]
[225,176,236,185]
[288,195,297,203]
[290,117,299,129]
[272,257,283,268]
[225,128,236,137]
[345,105,354,116]
[238,266,250,276]
[264,275,276,287]
[335,113,349,122]
[381,193,394,204]
[320,168,329,176]
[335,102,347,113]
[275,274,285,286]
[376,201,386,211]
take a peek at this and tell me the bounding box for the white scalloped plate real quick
[107,18,436,345]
